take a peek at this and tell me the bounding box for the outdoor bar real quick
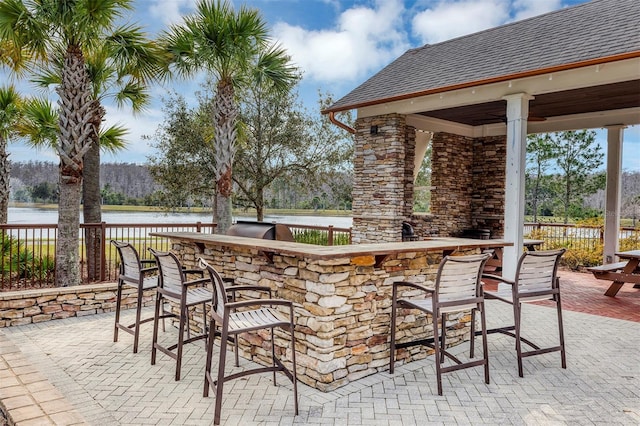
[151,231,510,391]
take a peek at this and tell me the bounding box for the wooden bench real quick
[588,259,640,297]
[587,261,628,274]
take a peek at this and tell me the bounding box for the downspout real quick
[328,111,356,134]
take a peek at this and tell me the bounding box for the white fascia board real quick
[527,107,640,133]
[356,57,640,118]
[406,114,507,137]
[407,107,639,137]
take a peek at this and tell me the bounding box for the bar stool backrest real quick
[149,249,185,300]
[435,253,490,311]
[199,258,227,324]
[112,241,143,282]
[515,248,566,299]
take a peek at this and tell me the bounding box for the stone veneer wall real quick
[429,132,474,236]
[471,136,507,237]
[0,283,152,327]
[176,241,477,392]
[409,132,506,239]
[352,114,415,243]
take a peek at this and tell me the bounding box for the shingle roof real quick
[325,0,640,113]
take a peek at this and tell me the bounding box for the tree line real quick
[9,160,354,211]
[10,162,160,205]
[525,131,640,224]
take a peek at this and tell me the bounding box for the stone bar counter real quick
[151,232,510,392]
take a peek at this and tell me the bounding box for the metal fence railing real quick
[2,221,636,291]
[0,221,352,291]
[523,223,639,252]
[0,222,216,291]
[287,224,352,246]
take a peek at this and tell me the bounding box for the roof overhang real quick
[337,56,640,136]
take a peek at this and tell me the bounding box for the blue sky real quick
[6,0,640,172]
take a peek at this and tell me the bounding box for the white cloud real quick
[412,0,510,45]
[411,0,569,45]
[512,0,563,21]
[272,0,409,83]
[102,105,164,164]
[148,0,197,26]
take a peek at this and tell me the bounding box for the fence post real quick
[196,221,202,232]
[100,222,107,282]
[328,225,334,246]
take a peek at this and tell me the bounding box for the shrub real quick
[525,227,604,269]
[0,232,55,283]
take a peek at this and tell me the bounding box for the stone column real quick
[471,136,507,237]
[430,132,474,236]
[352,114,415,243]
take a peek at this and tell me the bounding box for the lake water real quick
[7,207,353,228]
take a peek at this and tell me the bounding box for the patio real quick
[1,270,638,425]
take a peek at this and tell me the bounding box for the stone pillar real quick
[352,114,415,243]
[430,132,474,236]
[471,136,507,237]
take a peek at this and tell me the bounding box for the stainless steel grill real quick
[226,221,295,242]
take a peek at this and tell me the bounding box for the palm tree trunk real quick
[55,44,97,286]
[0,138,9,224]
[83,138,102,281]
[83,100,105,282]
[213,80,237,233]
[57,173,82,286]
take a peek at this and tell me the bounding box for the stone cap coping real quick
[0,282,116,302]
[150,232,512,261]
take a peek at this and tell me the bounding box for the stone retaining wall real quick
[0,284,153,328]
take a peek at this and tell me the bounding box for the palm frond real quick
[253,44,299,92]
[0,84,22,140]
[0,85,21,110]
[158,25,199,78]
[17,97,58,149]
[0,0,48,61]
[114,80,149,112]
[105,25,165,83]
[99,124,128,152]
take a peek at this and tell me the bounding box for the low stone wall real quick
[175,241,478,392]
[0,283,154,328]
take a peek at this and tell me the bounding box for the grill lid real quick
[226,221,295,242]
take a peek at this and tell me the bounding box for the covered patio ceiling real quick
[351,56,640,137]
[420,79,640,128]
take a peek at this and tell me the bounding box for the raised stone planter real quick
[0,284,153,328]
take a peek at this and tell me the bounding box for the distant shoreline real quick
[9,202,353,217]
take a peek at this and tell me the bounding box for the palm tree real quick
[33,28,163,281]
[0,85,22,223]
[18,97,129,168]
[0,0,139,286]
[19,97,131,277]
[160,0,297,233]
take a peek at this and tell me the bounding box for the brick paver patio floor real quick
[1,270,639,425]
